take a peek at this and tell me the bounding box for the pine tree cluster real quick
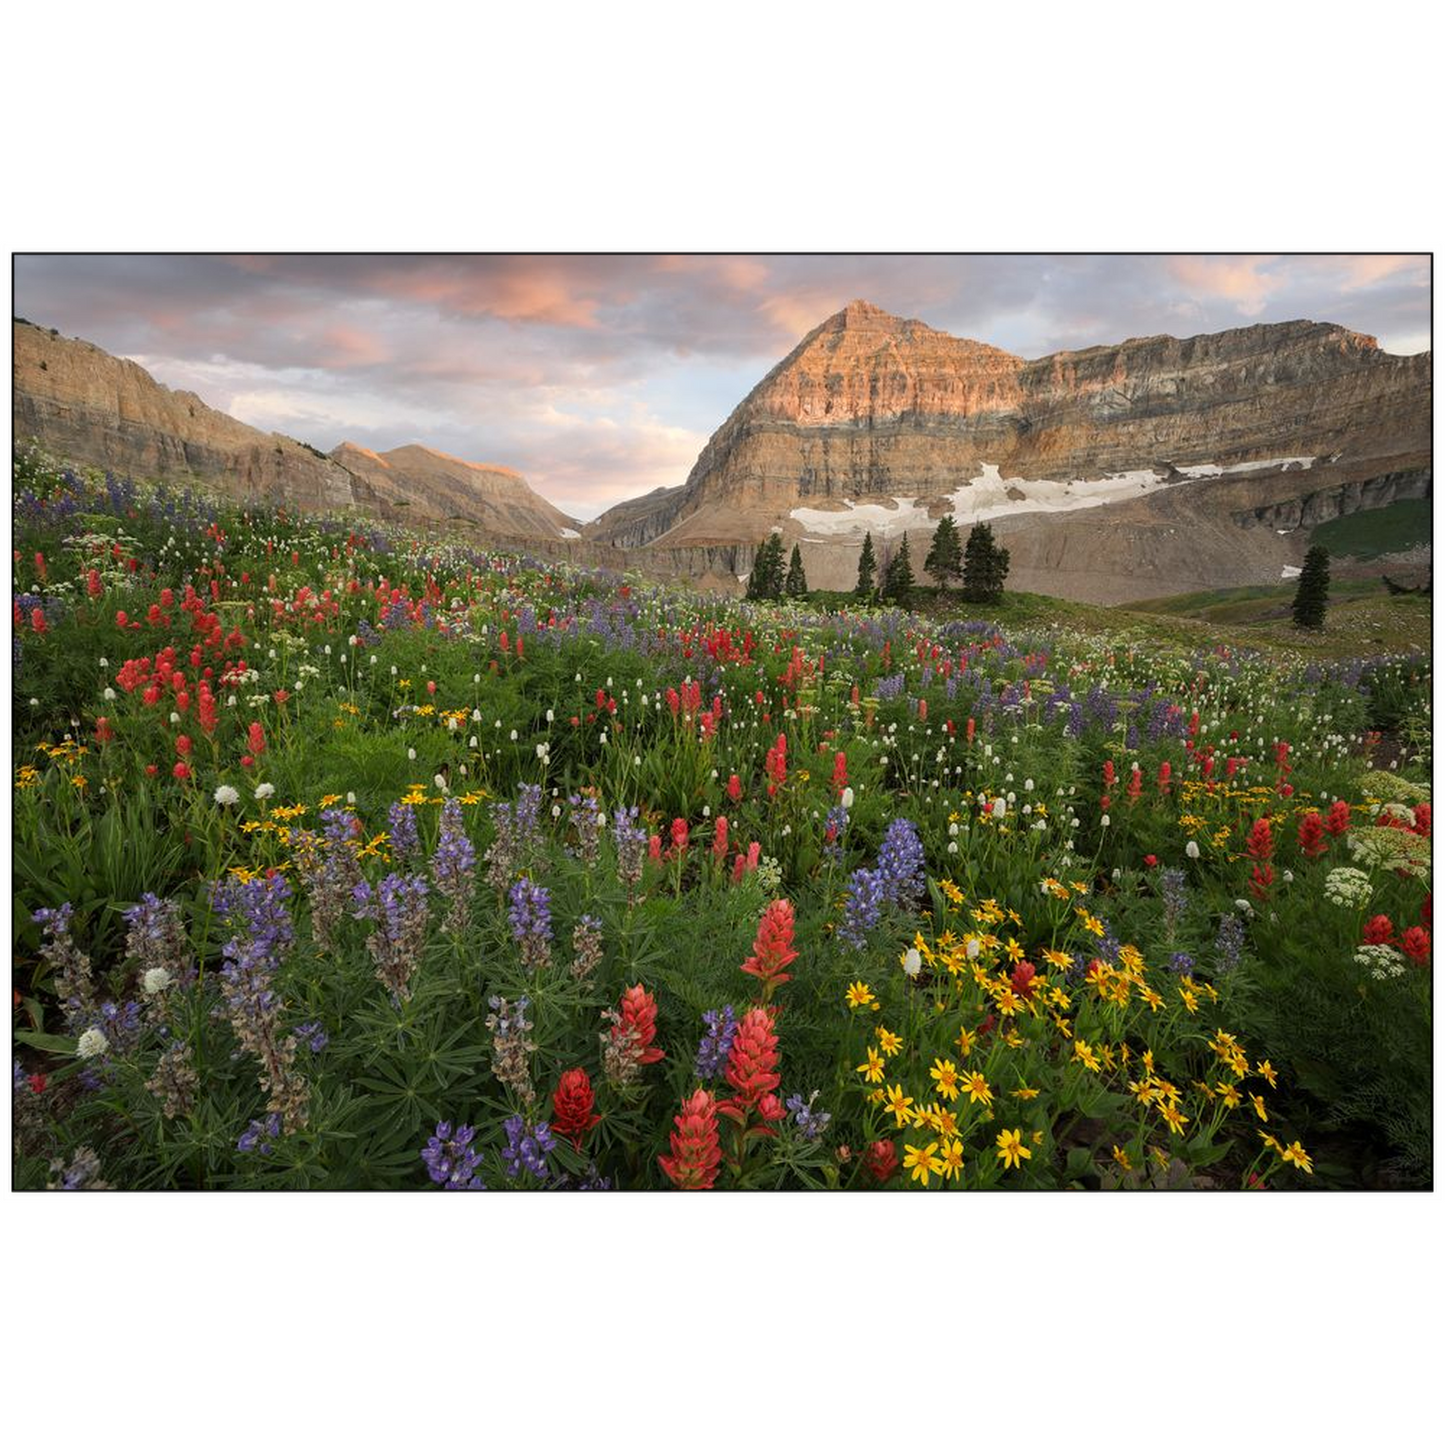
[960,522,1010,603]
[746,534,807,600]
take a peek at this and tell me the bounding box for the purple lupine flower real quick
[33,902,95,1028]
[568,793,604,865]
[570,914,604,980]
[500,1115,556,1181]
[1214,913,1245,975]
[694,1004,738,1080]
[1167,951,1195,977]
[1159,868,1189,940]
[353,872,430,1005]
[839,867,885,949]
[388,801,420,860]
[122,892,195,988]
[611,805,648,890]
[823,803,850,862]
[421,1120,486,1190]
[432,798,477,932]
[786,1089,832,1142]
[507,877,553,970]
[876,818,925,907]
[293,1021,329,1053]
[237,1112,282,1155]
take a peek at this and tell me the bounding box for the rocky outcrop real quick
[13,319,361,509]
[587,301,1431,601]
[329,443,580,537]
[1232,466,1431,532]
[13,320,581,543]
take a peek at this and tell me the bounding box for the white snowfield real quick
[788,457,1319,540]
[558,527,582,539]
[1281,566,1303,580]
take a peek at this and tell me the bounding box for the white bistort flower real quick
[214,784,241,806]
[142,967,173,995]
[77,1027,109,1060]
[254,783,275,801]
[901,947,922,978]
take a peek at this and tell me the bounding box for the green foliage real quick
[854,531,877,597]
[961,522,1009,603]
[879,533,915,603]
[924,514,962,589]
[784,543,808,598]
[746,533,786,600]
[1292,545,1330,630]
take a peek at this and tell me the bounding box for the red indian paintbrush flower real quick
[864,1139,898,1182]
[1245,818,1274,862]
[613,984,664,1065]
[722,1006,781,1110]
[1401,926,1431,964]
[551,1068,601,1144]
[1297,811,1327,858]
[1362,914,1395,946]
[659,1089,722,1189]
[1325,800,1351,836]
[741,899,798,998]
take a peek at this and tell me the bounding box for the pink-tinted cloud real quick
[1168,255,1281,316]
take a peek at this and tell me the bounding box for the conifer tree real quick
[1291,545,1330,630]
[881,532,915,603]
[962,522,1009,603]
[855,531,877,597]
[925,514,963,591]
[784,543,809,598]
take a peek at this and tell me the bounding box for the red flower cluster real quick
[551,1069,601,1144]
[1325,800,1351,836]
[864,1139,898,1182]
[659,1089,722,1189]
[721,1007,781,1116]
[1297,811,1328,858]
[741,899,798,999]
[1245,818,1274,861]
[765,733,788,795]
[612,984,664,1065]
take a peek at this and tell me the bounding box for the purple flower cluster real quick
[484,782,545,888]
[33,903,95,1028]
[388,801,420,860]
[839,867,885,949]
[875,672,907,702]
[1159,868,1189,940]
[122,892,195,989]
[422,1120,486,1190]
[1167,951,1196,977]
[500,1116,556,1180]
[237,1112,282,1155]
[212,874,309,1132]
[508,877,554,970]
[786,1089,832,1142]
[823,803,850,862]
[432,798,477,932]
[293,1021,329,1053]
[570,915,604,980]
[1214,913,1245,975]
[352,872,431,1005]
[876,818,925,906]
[611,805,648,890]
[694,1004,738,1080]
[568,793,604,865]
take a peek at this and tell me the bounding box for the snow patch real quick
[1176,456,1317,480]
[1281,566,1302,580]
[558,527,582,539]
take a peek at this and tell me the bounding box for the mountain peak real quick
[825,298,899,330]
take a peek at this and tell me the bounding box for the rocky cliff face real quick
[13,320,581,543]
[586,300,1431,600]
[13,319,362,509]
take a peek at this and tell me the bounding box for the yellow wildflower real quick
[995,1128,1031,1170]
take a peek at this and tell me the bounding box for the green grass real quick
[1309,498,1432,559]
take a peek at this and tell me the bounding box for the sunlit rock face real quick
[585,301,1430,602]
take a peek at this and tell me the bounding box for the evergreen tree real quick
[924,514,963,590]
[855,531,877,597]
[784,543,809,598]
[746,533,786,600]
[961,522,1009,603]
[881,532,915,603]
[1291,545,1330,630]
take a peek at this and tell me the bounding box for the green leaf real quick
[14,1029,77,1055]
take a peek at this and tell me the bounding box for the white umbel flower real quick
[142,967,172,996]
[254,783,275,801]
[214,785,240,806]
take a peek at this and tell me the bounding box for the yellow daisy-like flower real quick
[995,1128,1031,1170]
[902,1141,943,1186]
[929,1057,961,1102]
[1257,1060,1278,1088]
[876,1027,903,1058]
[1112,1145,1133,1171]
[938,878,964,906]
[1279,1140,1313,1174]
[955,1024,976,1057]
[883,1084,915,1128]
[1075,908,1105,937]
[938,1137,965,1181]
[1158,1100,1189,1135]
[1041,947,1073,970]
[1215,1082,1242,1110]
[845,981,878,1011]
[1073,1040,1102,1074]
[1011,1085,1040,1100]
[961,1071,993,1108]
[855,1048,885,1084]
[1004,937,1025,964]
[1251,1093,1269,1123]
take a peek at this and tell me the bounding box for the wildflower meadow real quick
[11,455,1433,1190]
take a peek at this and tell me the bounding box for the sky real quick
[12,254,1431,519]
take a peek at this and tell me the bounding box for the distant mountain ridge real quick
[582,299,1430,601]
[11,319,581,543]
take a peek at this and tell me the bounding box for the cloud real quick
[1167,255,1281,316]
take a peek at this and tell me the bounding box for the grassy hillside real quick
[1309,498,1432,559]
